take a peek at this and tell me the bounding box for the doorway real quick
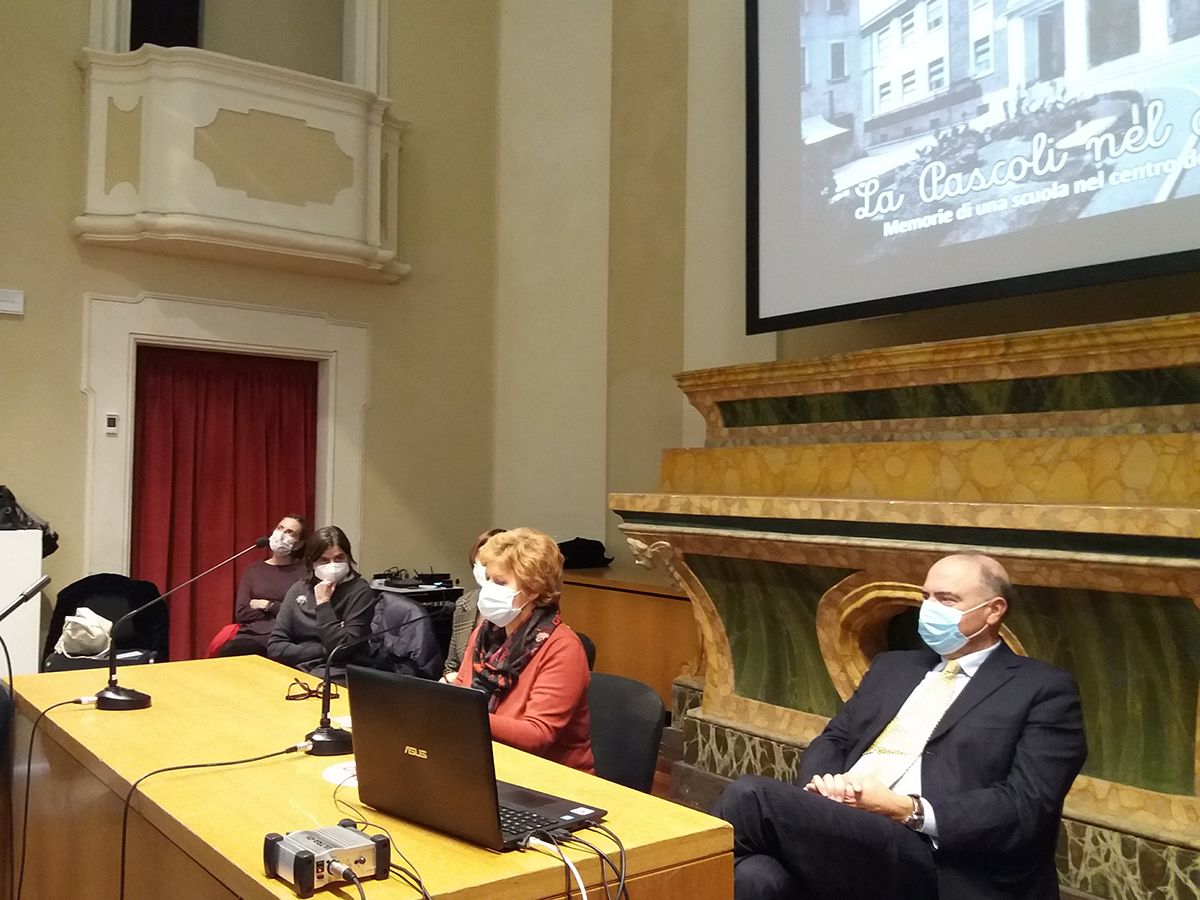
[131,346,318,659]
[82,292,371,631]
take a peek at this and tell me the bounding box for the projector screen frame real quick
[745,0,1200,335]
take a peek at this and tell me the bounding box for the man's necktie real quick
[847,659,963,788]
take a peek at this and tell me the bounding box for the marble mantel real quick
[612,312,1200,899]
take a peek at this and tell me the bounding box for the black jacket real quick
[360,592,445,680]
[267,574,378,670]
[799,644,1087,899]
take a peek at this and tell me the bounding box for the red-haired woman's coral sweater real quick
[455,623,594,773]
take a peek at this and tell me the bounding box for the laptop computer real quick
[346,665,607,851]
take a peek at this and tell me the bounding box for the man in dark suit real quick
[714,553,1087,899]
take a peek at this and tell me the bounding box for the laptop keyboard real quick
[499,804,558,838]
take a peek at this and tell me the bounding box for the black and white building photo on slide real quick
[793,0,1200,263]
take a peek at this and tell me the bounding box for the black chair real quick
[373,585,461,662]
[588,673,665,792]
[360,592,445,680]
[575,630,596,671]
[41,573,166,671]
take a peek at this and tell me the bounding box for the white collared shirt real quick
[894,641,1002,841]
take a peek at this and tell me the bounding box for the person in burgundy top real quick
[217,515,308,657]
[453,527,594,772]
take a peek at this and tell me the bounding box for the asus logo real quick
[404,745,428,759]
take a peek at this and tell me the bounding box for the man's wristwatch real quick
[902,794,925,831]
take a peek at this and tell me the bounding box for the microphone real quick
[304,610,432,756]
[0,574,51,624]
[95,536,271,711]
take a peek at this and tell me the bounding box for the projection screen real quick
[747,0,1200,332]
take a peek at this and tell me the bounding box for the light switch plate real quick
[0,289,25,316]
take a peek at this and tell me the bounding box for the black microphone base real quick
[96,684,152,711]
[306,725,353,756]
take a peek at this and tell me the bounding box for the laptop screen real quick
[348,665,507,849]
[346,666,606,851]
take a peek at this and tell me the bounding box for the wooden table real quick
[9,656,731,899]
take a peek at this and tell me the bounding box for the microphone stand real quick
[305,610,432,756]
[0,575,51,624]
[95,537,270,711]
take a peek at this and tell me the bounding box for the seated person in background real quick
[714,553,1087,900]
[453,527,594,772]
[268,525,378,679]
[360,588,445,680]
[442,527,506,682]
[218,515,308,657]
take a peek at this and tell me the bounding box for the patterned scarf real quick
[470,604,561,711]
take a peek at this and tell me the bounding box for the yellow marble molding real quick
[660,432,1200,508]
[610,491,1200,541]
[814,573,1026,701]
[622,538,706,679]
[618,522,1200,845]
[193,108,354,206]
[105,96,141,194]
[690,702,832,754]
[676,312,1200,440]
[708,404,1200,447]
[1061,778,1200,851]
[625,536,726,710]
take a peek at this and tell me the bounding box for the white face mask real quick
[477,579,522,627]
[314,561,350,584]
[269,529,296,555]
[472,561,487,588]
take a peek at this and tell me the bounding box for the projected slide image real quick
[798,0,1200,265]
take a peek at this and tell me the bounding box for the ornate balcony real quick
[74,45,408,282]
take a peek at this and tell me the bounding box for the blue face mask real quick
[917,597,992,656]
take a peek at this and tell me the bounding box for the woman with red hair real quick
[454,527,593,772]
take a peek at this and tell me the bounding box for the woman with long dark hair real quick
[267,525,377,674]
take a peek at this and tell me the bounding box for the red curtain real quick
[131,346,318,660]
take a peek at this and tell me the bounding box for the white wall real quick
[0,531,44,674]
[682,0,776,448]
[492,0,614,540]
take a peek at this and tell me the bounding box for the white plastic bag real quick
[53,606,113,658]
